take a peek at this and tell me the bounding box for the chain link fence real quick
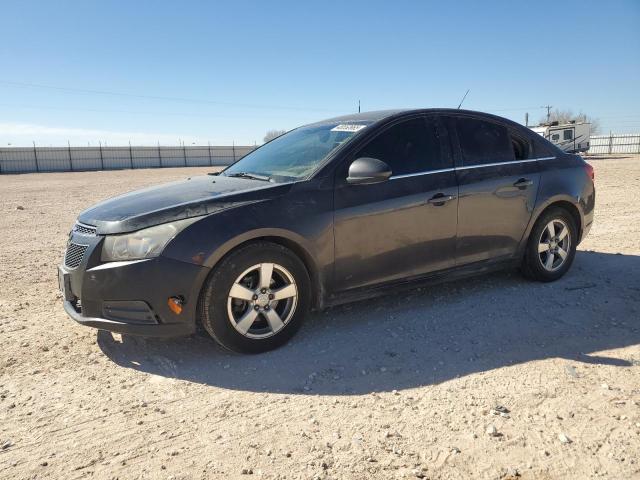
[0,145,256,174]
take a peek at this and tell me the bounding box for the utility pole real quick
[543,105,553,123]
[525,112,529,127]
[358,100,361,113]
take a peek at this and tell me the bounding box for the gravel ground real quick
[0,156,639,480]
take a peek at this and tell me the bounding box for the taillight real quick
[584,162,594,181]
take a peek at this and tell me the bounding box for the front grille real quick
[73,223,97,235]
[65,243,88,269]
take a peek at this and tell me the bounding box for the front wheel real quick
[521,207,578,282]
[198,242,310,353]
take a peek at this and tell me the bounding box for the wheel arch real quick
[522,197,584,254]
[199,229,324,311]
[543,200,582,238]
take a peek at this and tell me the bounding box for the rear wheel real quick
[522,207,577,282]
[198,242,310,353]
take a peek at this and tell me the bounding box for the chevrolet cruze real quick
[59,109,595,353]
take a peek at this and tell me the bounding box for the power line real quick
[488,106,547,112]
[0,80,337,112]
[0,102,323,120]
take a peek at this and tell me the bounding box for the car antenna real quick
[457,89,470,109]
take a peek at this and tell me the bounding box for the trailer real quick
[531,121,591,153]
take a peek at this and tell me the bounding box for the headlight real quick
[101,217,199,262]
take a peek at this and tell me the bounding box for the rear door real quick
[333,115,457,291]
[449,115,540,265]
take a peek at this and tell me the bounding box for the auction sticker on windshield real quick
[330,124,367,132]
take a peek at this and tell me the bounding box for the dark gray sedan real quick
[59,109,595,353]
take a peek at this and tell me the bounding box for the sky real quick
[1,0,639,146]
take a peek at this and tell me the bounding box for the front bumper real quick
[62,298,195,336]
[59,238,210,337]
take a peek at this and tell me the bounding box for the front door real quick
[333,115,458,292]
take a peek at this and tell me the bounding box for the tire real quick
[521,207,578,282]
[198,242,310,353]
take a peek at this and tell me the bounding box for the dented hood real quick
[78,175,290,234]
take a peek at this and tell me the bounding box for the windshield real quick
[223,122,370,182]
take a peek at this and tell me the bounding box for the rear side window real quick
[357,116,448,175]
[563,129,573,140]
[510,133,530,160]
[531,131,563,157]
[456,117,515,166]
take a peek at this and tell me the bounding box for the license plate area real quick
[58,266,74,302]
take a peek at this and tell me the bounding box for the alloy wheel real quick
[537,219,571,272]
[226,263,298,339]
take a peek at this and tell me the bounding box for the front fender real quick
[161,182,334,307]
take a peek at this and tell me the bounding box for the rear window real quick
[456,117,515,166]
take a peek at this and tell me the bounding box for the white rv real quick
[531,121,591,153]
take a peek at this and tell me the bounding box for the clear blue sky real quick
[1,0,639,146]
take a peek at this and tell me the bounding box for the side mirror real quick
[346,157,392,185]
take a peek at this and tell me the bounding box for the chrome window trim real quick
[389,156,556,180]
[390,167,455,180]
[457,157,537,170]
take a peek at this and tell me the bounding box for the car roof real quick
[311,110,407,125]
[309,108,525,129]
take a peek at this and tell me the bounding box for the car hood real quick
[78,175,291,234]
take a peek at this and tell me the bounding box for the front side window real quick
[563,129,573,140]
[456,117,515,166]
[223,122,370,182]
[552,133,560,141]
[356,117,447,176]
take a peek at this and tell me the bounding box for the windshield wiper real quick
[226,172,272,182]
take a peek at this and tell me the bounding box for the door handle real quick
[428,193,456,205]
[513,178,533,189]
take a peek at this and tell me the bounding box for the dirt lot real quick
[0,156,639,480]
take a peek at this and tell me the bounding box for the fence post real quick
[33,141,39,172]
[98,141,104,170]
[129,141,134,169]
[68,141,73,171]
[208,141,212,166]
[183,141,187,167]
[158,141,163,168]
[608,132,613,155]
